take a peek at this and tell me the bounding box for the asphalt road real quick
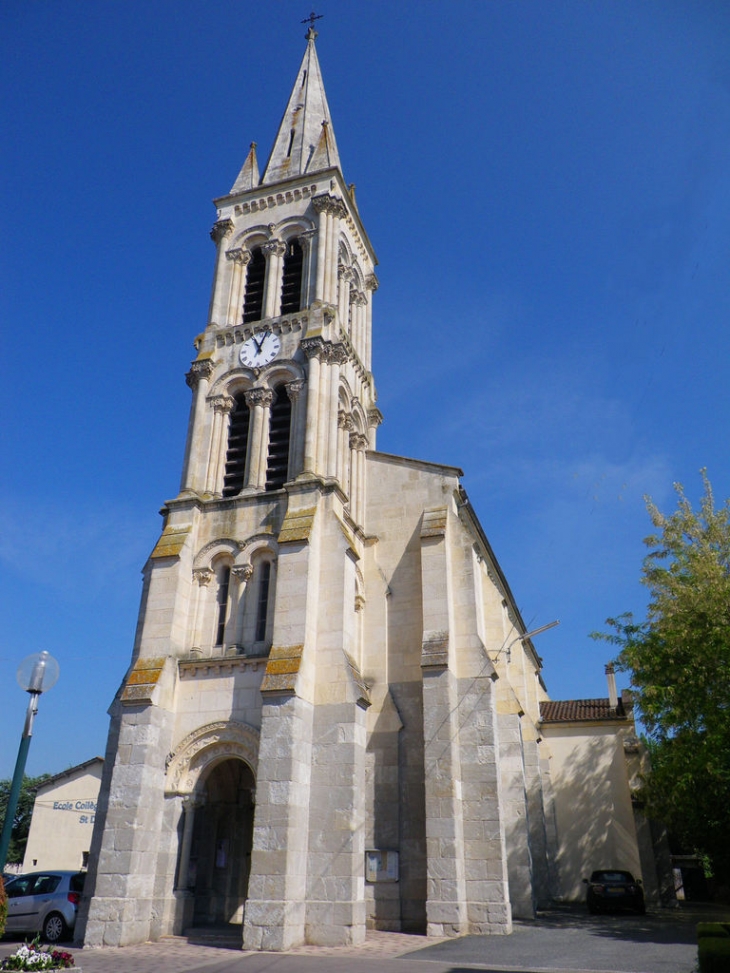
[405,905,716,973]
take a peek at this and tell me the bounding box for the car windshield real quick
[591,870,635,883]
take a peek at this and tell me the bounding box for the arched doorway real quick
[189,758,255,927]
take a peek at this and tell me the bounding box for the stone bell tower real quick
[79,26,384,950]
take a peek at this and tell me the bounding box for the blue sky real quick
[1,0,729,779]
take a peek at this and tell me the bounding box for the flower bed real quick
[1,940,75,971]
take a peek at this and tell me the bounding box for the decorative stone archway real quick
[165,721,260,798]
[166,722,260,928]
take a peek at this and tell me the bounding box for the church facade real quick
[77,31,662,951]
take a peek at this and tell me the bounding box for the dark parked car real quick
[3,871,85,942]
[584,869,645,915]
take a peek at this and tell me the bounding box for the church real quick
[76,28,665,951]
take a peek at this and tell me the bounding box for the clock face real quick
[239,331,281,368]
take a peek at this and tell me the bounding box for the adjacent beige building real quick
[23,758,103,873]
[76,29,667,951]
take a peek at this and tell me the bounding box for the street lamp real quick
[497,620,560,664]
[0,651,60,871]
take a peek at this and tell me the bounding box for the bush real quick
[0,876,7,938]
[698,923,730,940]
[698,936,730,973]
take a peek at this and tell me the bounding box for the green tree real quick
[0,774,50,865]
[596,471,730,881]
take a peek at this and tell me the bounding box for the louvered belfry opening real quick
[280,239,303,314]
[243,247,266,323]
[222,393,251,497]
[265,385,292,490]
[255,561,272,642]
[214,565,231,647]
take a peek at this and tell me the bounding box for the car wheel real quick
[42,912,69,944]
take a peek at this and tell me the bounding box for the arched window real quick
[213,562,231,648]
[241,554,276,656]
[280,239,303,314]
[222,392,251,497]
[243,247,266,324]
[265,384,292,491]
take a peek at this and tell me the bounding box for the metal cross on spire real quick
[302,10,323,38]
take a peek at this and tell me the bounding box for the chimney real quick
[605,663,619,710]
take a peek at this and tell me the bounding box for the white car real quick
[3,871,85,943]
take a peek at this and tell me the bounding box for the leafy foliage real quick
[596,472,730,880]
[0,774,51,865]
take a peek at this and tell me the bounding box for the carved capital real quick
[245,387,274,409]
[328,343,349,366]
[301,336,327,361]
[193,568,214,586]
[338,265,355,283]
[312,193,347,219]
[338,410,354,431]
[232,563,254,583]
[349,289,366,307]
[185,359,215,390]
[367,407,384,429]
[312,193,332,214]
[365,273,379,292]
[298,228,316,248]
[210,219,234,244]
[210,394,235,415]
[285,378,305,401]
[262,239,287,258]
[350,432,369,452]
[226,247,251,266]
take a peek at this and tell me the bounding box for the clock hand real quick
[253,333,264,354]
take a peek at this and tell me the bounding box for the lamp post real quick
[0,651,60,871]
[498,620,560,663]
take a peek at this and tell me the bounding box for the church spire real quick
[260,27,341,185]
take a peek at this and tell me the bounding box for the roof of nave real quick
[540,695,633,723]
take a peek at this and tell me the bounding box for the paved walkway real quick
[2,903,727,973]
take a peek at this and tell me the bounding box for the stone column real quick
[230,564,254,650]
[326,345,348,479]
[337,411,354,494]
[364,274,379,371]
[301,338,326,477]
[298,229,316,308]
[176,797,201,890]
[180,359,215,495]
[226,248,251,327]
[207,219,235,324]
[325,201,345,305]
[285,379,306,478]
[313,197,330,302]
[349,433,368,528]
[190,568,214,655]
[338,266,353,331]
[244,387,274,491]
[205,395,234,496]
[262,240,287,319]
